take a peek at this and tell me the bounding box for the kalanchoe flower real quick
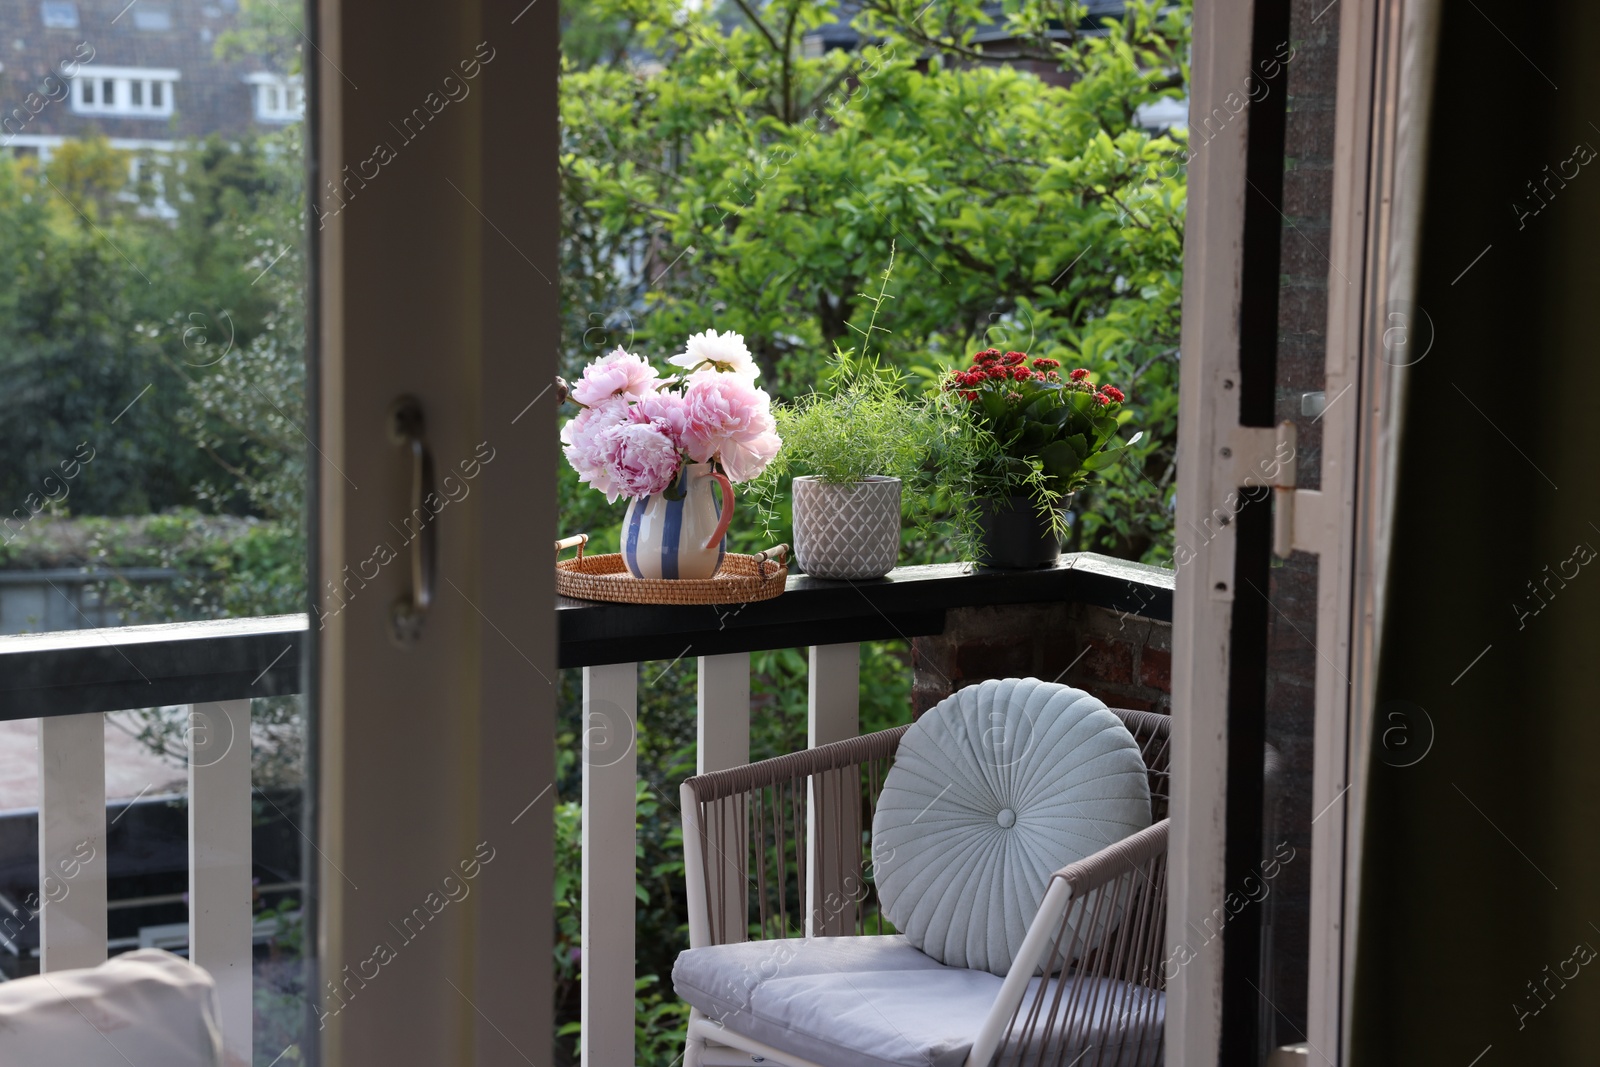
[939,345,1139,502]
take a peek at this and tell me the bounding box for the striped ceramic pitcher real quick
[622,463,734,580]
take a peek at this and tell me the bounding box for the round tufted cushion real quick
[872,678,1152,976]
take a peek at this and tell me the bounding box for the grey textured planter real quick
[791,476,902,579]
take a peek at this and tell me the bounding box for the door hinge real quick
[1221,421,1326,558]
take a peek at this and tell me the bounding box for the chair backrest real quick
[1108,707,1171,821]
[682,701,1172,950]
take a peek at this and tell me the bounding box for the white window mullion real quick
[69,67,179,117]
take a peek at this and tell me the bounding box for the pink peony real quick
[628,390,690,448]
[560,401,629,499]
[719,429,783,483]
[679,370,779,482]
[571,347,666,408]
[669,329,759,380]
[595,421,682,499]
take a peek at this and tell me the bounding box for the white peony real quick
[668,329,760,380]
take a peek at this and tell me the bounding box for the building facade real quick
[0,0,299,161]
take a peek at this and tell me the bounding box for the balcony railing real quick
[558,552,1172,1065]
[0,551,1172,1067]
[0,612,304,1064]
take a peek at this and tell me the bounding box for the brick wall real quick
[911,600,1172,716]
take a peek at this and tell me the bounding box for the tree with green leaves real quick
[560,0,1189,562]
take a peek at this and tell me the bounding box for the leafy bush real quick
[561,0,1188,562]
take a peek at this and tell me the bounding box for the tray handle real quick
[755,543,789,580]
[556,533,589,561]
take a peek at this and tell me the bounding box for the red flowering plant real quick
[940,348,1142,527]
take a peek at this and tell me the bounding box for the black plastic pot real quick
[976,496,1065,569]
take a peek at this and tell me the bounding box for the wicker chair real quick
[675,699,1171,1067]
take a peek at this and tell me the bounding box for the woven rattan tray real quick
[555,534,788,605]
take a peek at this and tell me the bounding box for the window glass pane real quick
[0,1,314,1062]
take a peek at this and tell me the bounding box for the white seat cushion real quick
[674,935,1163,1067]
[873,678,1152,975]
[0,949,223,1065]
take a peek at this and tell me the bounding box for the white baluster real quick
[697,653,750,943]
[806,643,860,938]
[187,700,252,1066]
[582,663,637,1067]
[37,712,107,972]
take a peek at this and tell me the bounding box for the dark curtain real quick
[1352,0,1600,1061]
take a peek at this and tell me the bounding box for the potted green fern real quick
[753,250,928,578]
[761,363,926,578]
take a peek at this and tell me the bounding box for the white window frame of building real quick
[39,1,80,29]
[244,73,304,123]
[70,66,179,119]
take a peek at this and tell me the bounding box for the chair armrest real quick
[968,819,1171,1067]
[682,724,910,805]
[1054,818,1170,897]
[682,724,911,948]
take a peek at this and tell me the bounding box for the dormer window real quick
[71,66,179,118]
[132,5,173,30]
[40,1,79,28]
[245,73,304,123]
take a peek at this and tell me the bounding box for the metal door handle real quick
[388,396,435,644]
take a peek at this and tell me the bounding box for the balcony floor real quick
[0,718,182,812]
